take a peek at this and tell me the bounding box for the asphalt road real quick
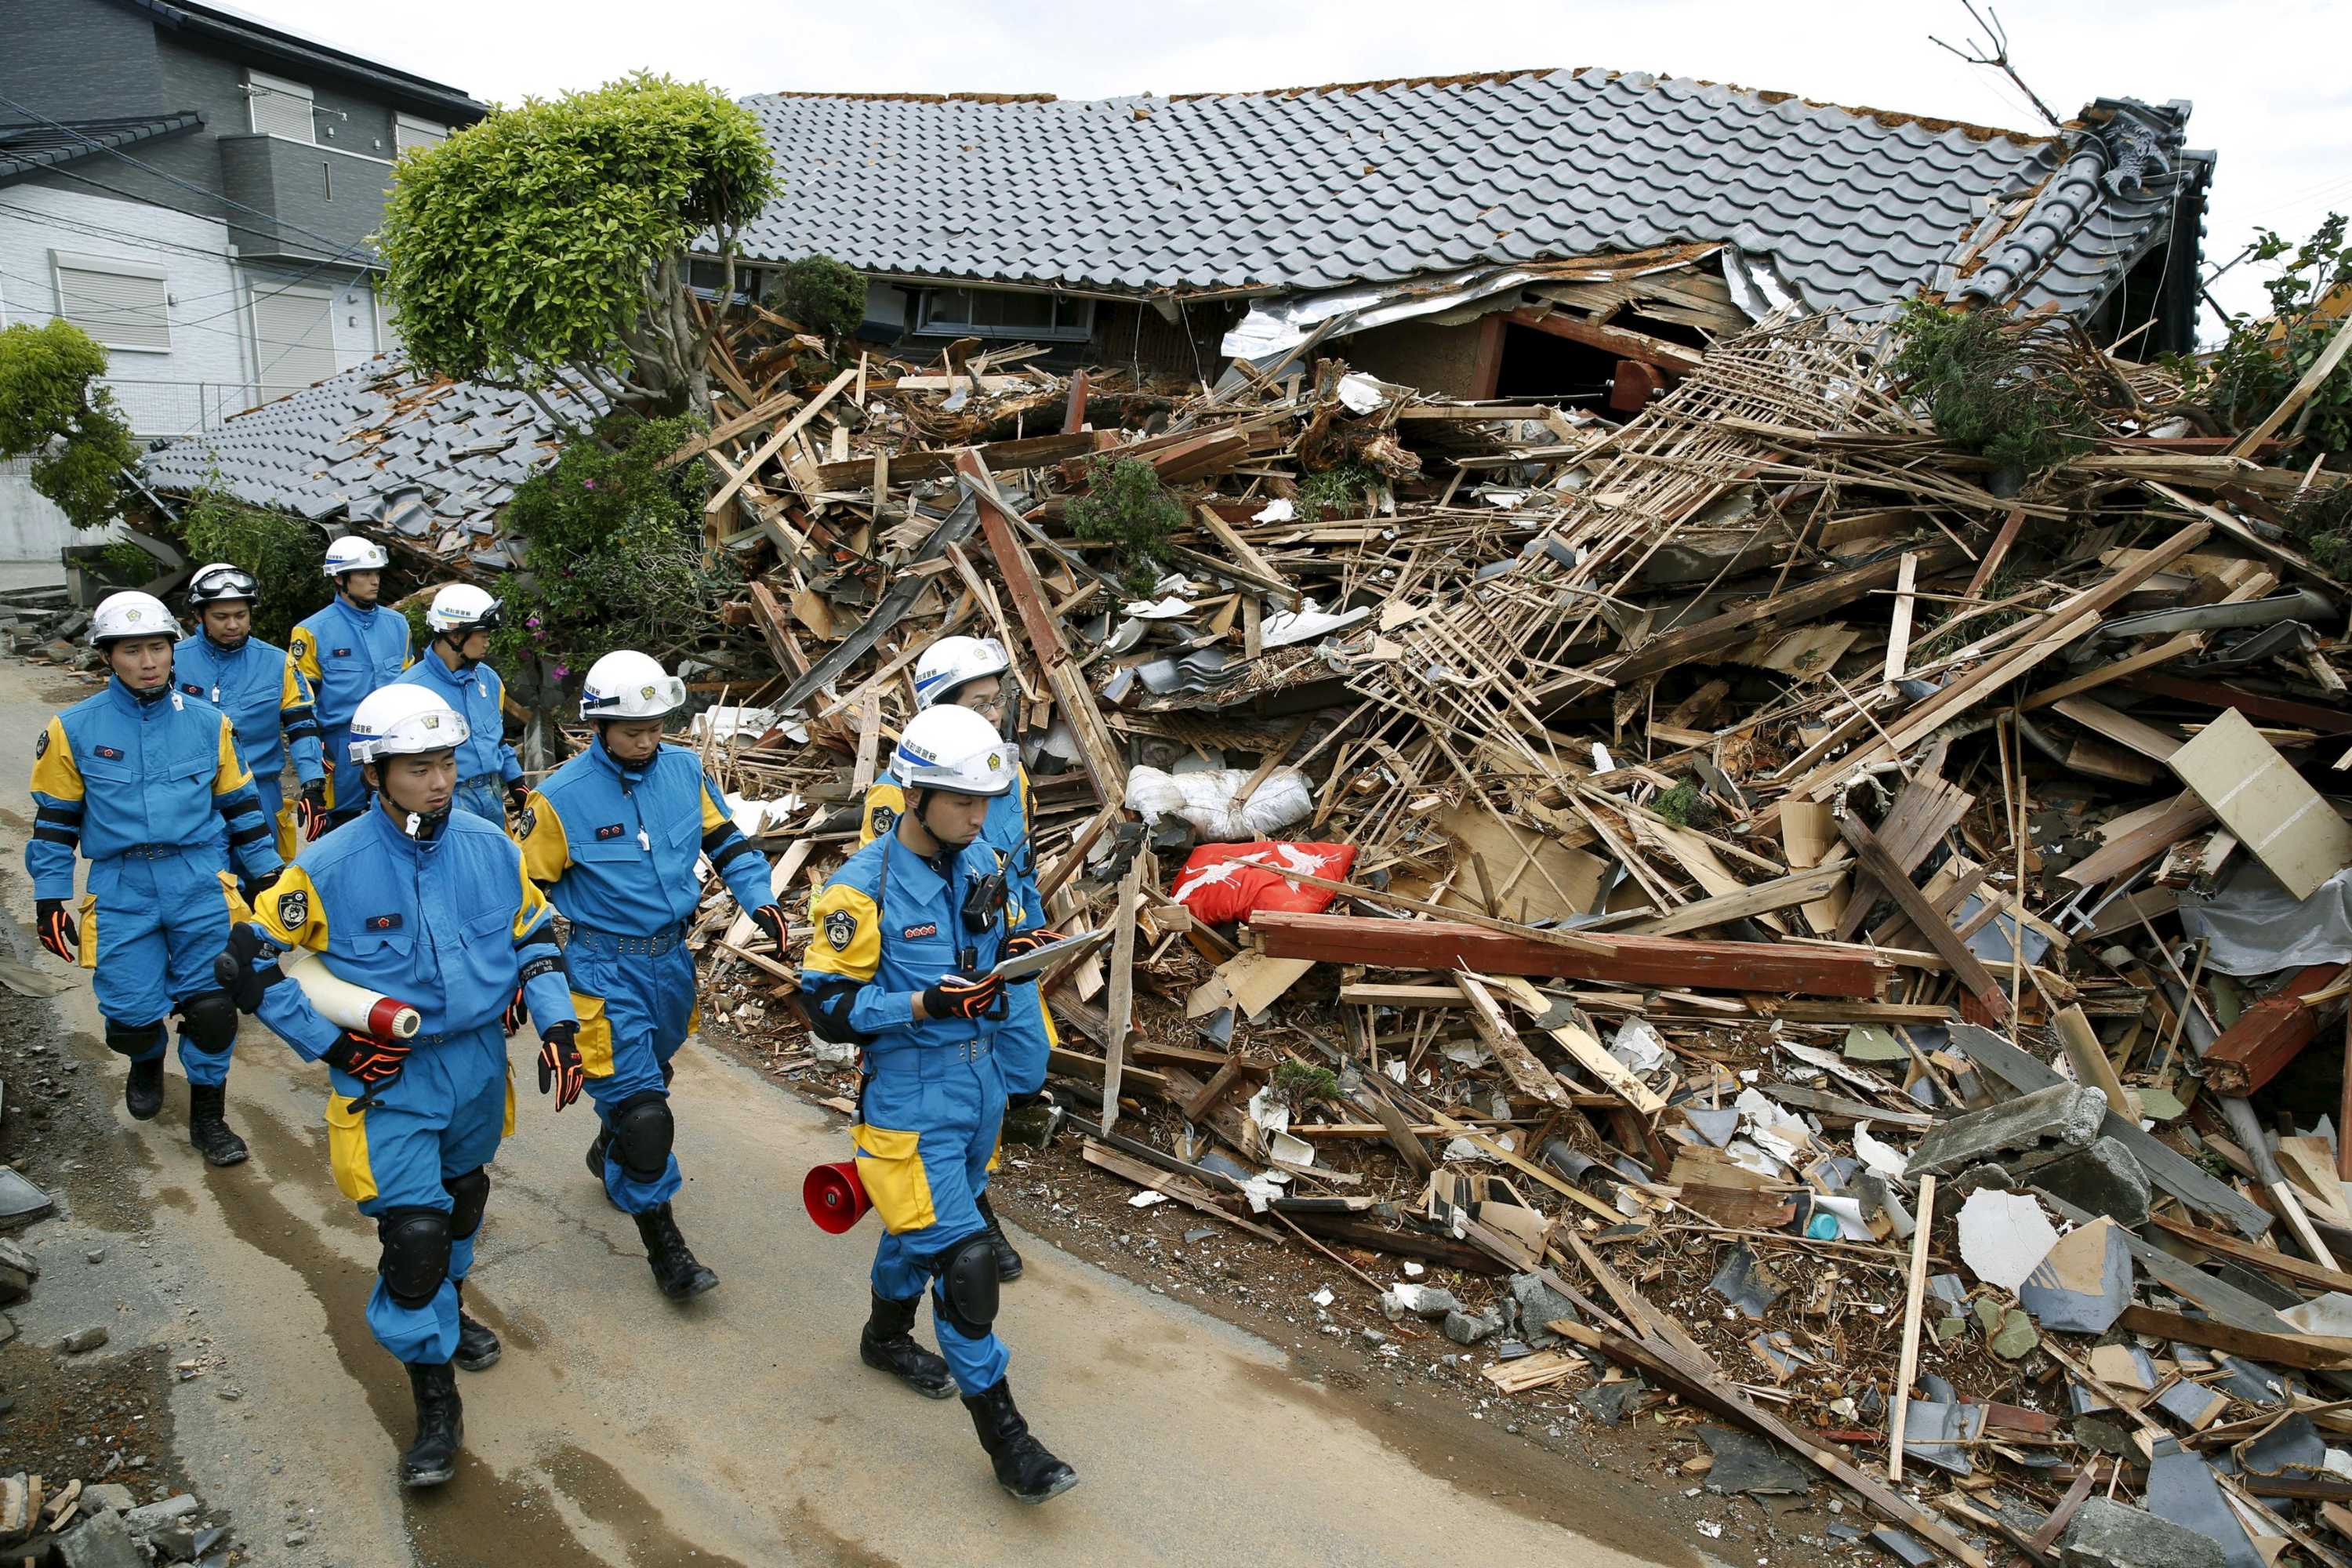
[0,654,1707,1568]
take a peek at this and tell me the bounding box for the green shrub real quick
[494,412,735,691]
[2285,482,2352,578]
[1272,1059,1340,1107]
[179,486,325,645]
[1294,461,1377,522]
[1653,780,1700,826]
[1886,299,2096,477]
[1065,456,1185,597]
[2188,214,2352,463]
[773,255,866,339]
[0,319,140,529]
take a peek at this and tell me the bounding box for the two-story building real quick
[0,0,485,559]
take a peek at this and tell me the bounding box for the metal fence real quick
[98,379,289,441]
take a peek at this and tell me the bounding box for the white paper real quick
[1610,1018,1668,1076]
[1251,498,1296,524]
[1813,1194,1878,1241]
[1336,372,1385,414]
[1128,1190,1168,1209]
[1957,1189,2060,1292]
[1853,1120,1911,1181]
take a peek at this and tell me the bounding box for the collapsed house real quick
[98,64,2352,1568]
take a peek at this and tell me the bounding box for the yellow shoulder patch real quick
[804,880,881,981]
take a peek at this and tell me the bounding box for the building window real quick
[246,68,314,142]
[916,286,1092,342]
[394,114,446,155]
[685,259,759,302]
[50,251,170,353]
[249,282,339,397]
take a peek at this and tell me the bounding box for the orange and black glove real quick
[537,1021,584,1112]
[506,781,529,816]
[34,898,75,963]
[295,779,328,840]
[922,971,1005,1022]
[1000,927,1064,984]
[322,1029,410,1087]
[501,985,527,1036]
[748,904,787,949]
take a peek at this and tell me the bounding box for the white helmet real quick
[579,649,687,721]
[90,590,177,646]
[323,536,390,577]
[187,561,260,607]
[913,635,1012,711]
[890,704,1013,798]
[347,684,469,764]
[425,583,503,636]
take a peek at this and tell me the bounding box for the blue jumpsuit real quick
[859,767,1056,1094]
[237,806,573,1364]
[518,739,772,1214]
[801,830,1031,1396]
[289,596,409,820]
[392,647,522,826]
[27,679,283,1083]
[173,633,324,858]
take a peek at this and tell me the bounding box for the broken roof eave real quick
[688,247,1279,308]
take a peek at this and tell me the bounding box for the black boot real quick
[452,1283,500,1372]
[859,1292,954,1399]
[974,1189,1023,1282]
[186,1082,249,1167]
[962,1376,1077,1504]
[124,1056,164,1121]
[400,1361,463,1487]
[584,1123,612,1180]
[633,1203,718,1299]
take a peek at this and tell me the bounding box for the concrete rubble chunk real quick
[1379,1283,1461,1321]
[121,1494,201,1536]
[1506,1272,1581,1347]
[0,1235,37,1305]
[58,1324,109,1355]
[78,1484,136,1515]
[2033,1137,2151,1225]
[1443,1308,1499,1345]
[56,1507,145,1568]
[2021,1217,2135,1334]
[1907,1082,2107,1178]
[2060,1496,2229,1568]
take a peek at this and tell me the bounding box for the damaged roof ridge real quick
[746,67,2056,147]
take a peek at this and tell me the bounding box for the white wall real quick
[0,182,252,437]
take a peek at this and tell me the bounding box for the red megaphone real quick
[803,1160,872,1233]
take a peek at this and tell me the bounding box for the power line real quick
[0,201,363,317]
[0,87,394,263]
[2,264,361,356]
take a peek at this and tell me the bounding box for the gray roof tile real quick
[731,72,2189,319]
[142,360,600,526]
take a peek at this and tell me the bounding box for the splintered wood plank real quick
[1486,973,1666,1116]
[1838,817,2009,1023]
[2171,708,2352,901]
[1452,971,1575,1110]
[1101,855,1145,1136]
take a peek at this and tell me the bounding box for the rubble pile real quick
[662,303,2352,1567]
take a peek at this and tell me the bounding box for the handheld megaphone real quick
[803,1160,871,1233]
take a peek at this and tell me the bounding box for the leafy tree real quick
[1886,299,2097,479]
[1065,456,1185,597]
[2190,214,2352,464]
[0,319,140,529]
[378,73,775,423]
[179,485,325,645]
[492,412,736,694]
[771,255,866,340]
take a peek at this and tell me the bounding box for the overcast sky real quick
[244,0,2350,329]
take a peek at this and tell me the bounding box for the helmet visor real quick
[191,564,260,603]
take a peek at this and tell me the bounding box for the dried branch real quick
[1929,2,2063,132]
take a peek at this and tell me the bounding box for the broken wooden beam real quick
[1248,910,1893,998]
[2203,963,2351,1096]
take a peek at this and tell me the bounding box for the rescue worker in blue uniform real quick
[516,650,786,1298]
[391,584,523,826]
[175,563,326,858]
[215,684,579,1490]
[857,635,1058,1280]
[28,591,285,1166]
[802,704,1077,1505]
[289,536,409,835]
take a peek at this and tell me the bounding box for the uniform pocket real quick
[569,991,615,1077]
[76,891,98,969]
[324,1093,379,1202]
[850,1122,936,1233]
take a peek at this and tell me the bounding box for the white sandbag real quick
[280,947,422,1040]
[1123,764,1312,841]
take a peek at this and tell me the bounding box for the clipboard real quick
[986,927,1112,982]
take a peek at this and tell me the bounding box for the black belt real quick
[110,843,194,861]
[569,924,685,956]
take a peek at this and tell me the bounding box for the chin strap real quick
[398,805,452,841]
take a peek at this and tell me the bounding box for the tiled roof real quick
[0,113,203,187]
[734,69,2194,320]
[142,359,598,554]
